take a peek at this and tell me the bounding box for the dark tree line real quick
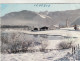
[1,25,29,28]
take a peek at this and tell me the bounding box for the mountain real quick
[72,17,80,25]
[48,9,80,26]
[1,9,80,27]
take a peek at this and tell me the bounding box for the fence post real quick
[72,46,76,55]
[78,44,79,49]
[74,47,75,54]
[72,47,74,55]
[76,45,77,51]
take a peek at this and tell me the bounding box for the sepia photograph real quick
[0,4,80,61]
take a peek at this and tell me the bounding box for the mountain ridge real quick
[1,9,80,27]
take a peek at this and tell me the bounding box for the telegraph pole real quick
[66,18,69,27]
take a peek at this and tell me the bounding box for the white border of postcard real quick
[0,0,80,3]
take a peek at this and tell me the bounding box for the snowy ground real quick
[1,49,73,61]
[1,27,80,61]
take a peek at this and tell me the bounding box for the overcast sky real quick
[1,4,80,17]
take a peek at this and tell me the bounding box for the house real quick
[40,26,48,31]
[32,28,38,31]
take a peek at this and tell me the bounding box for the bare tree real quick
[40,41,48,52]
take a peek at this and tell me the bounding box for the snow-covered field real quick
[1,27,80,61]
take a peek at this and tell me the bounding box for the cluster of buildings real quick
[1,25,60,31]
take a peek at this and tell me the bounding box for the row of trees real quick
[1,25,30,28]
